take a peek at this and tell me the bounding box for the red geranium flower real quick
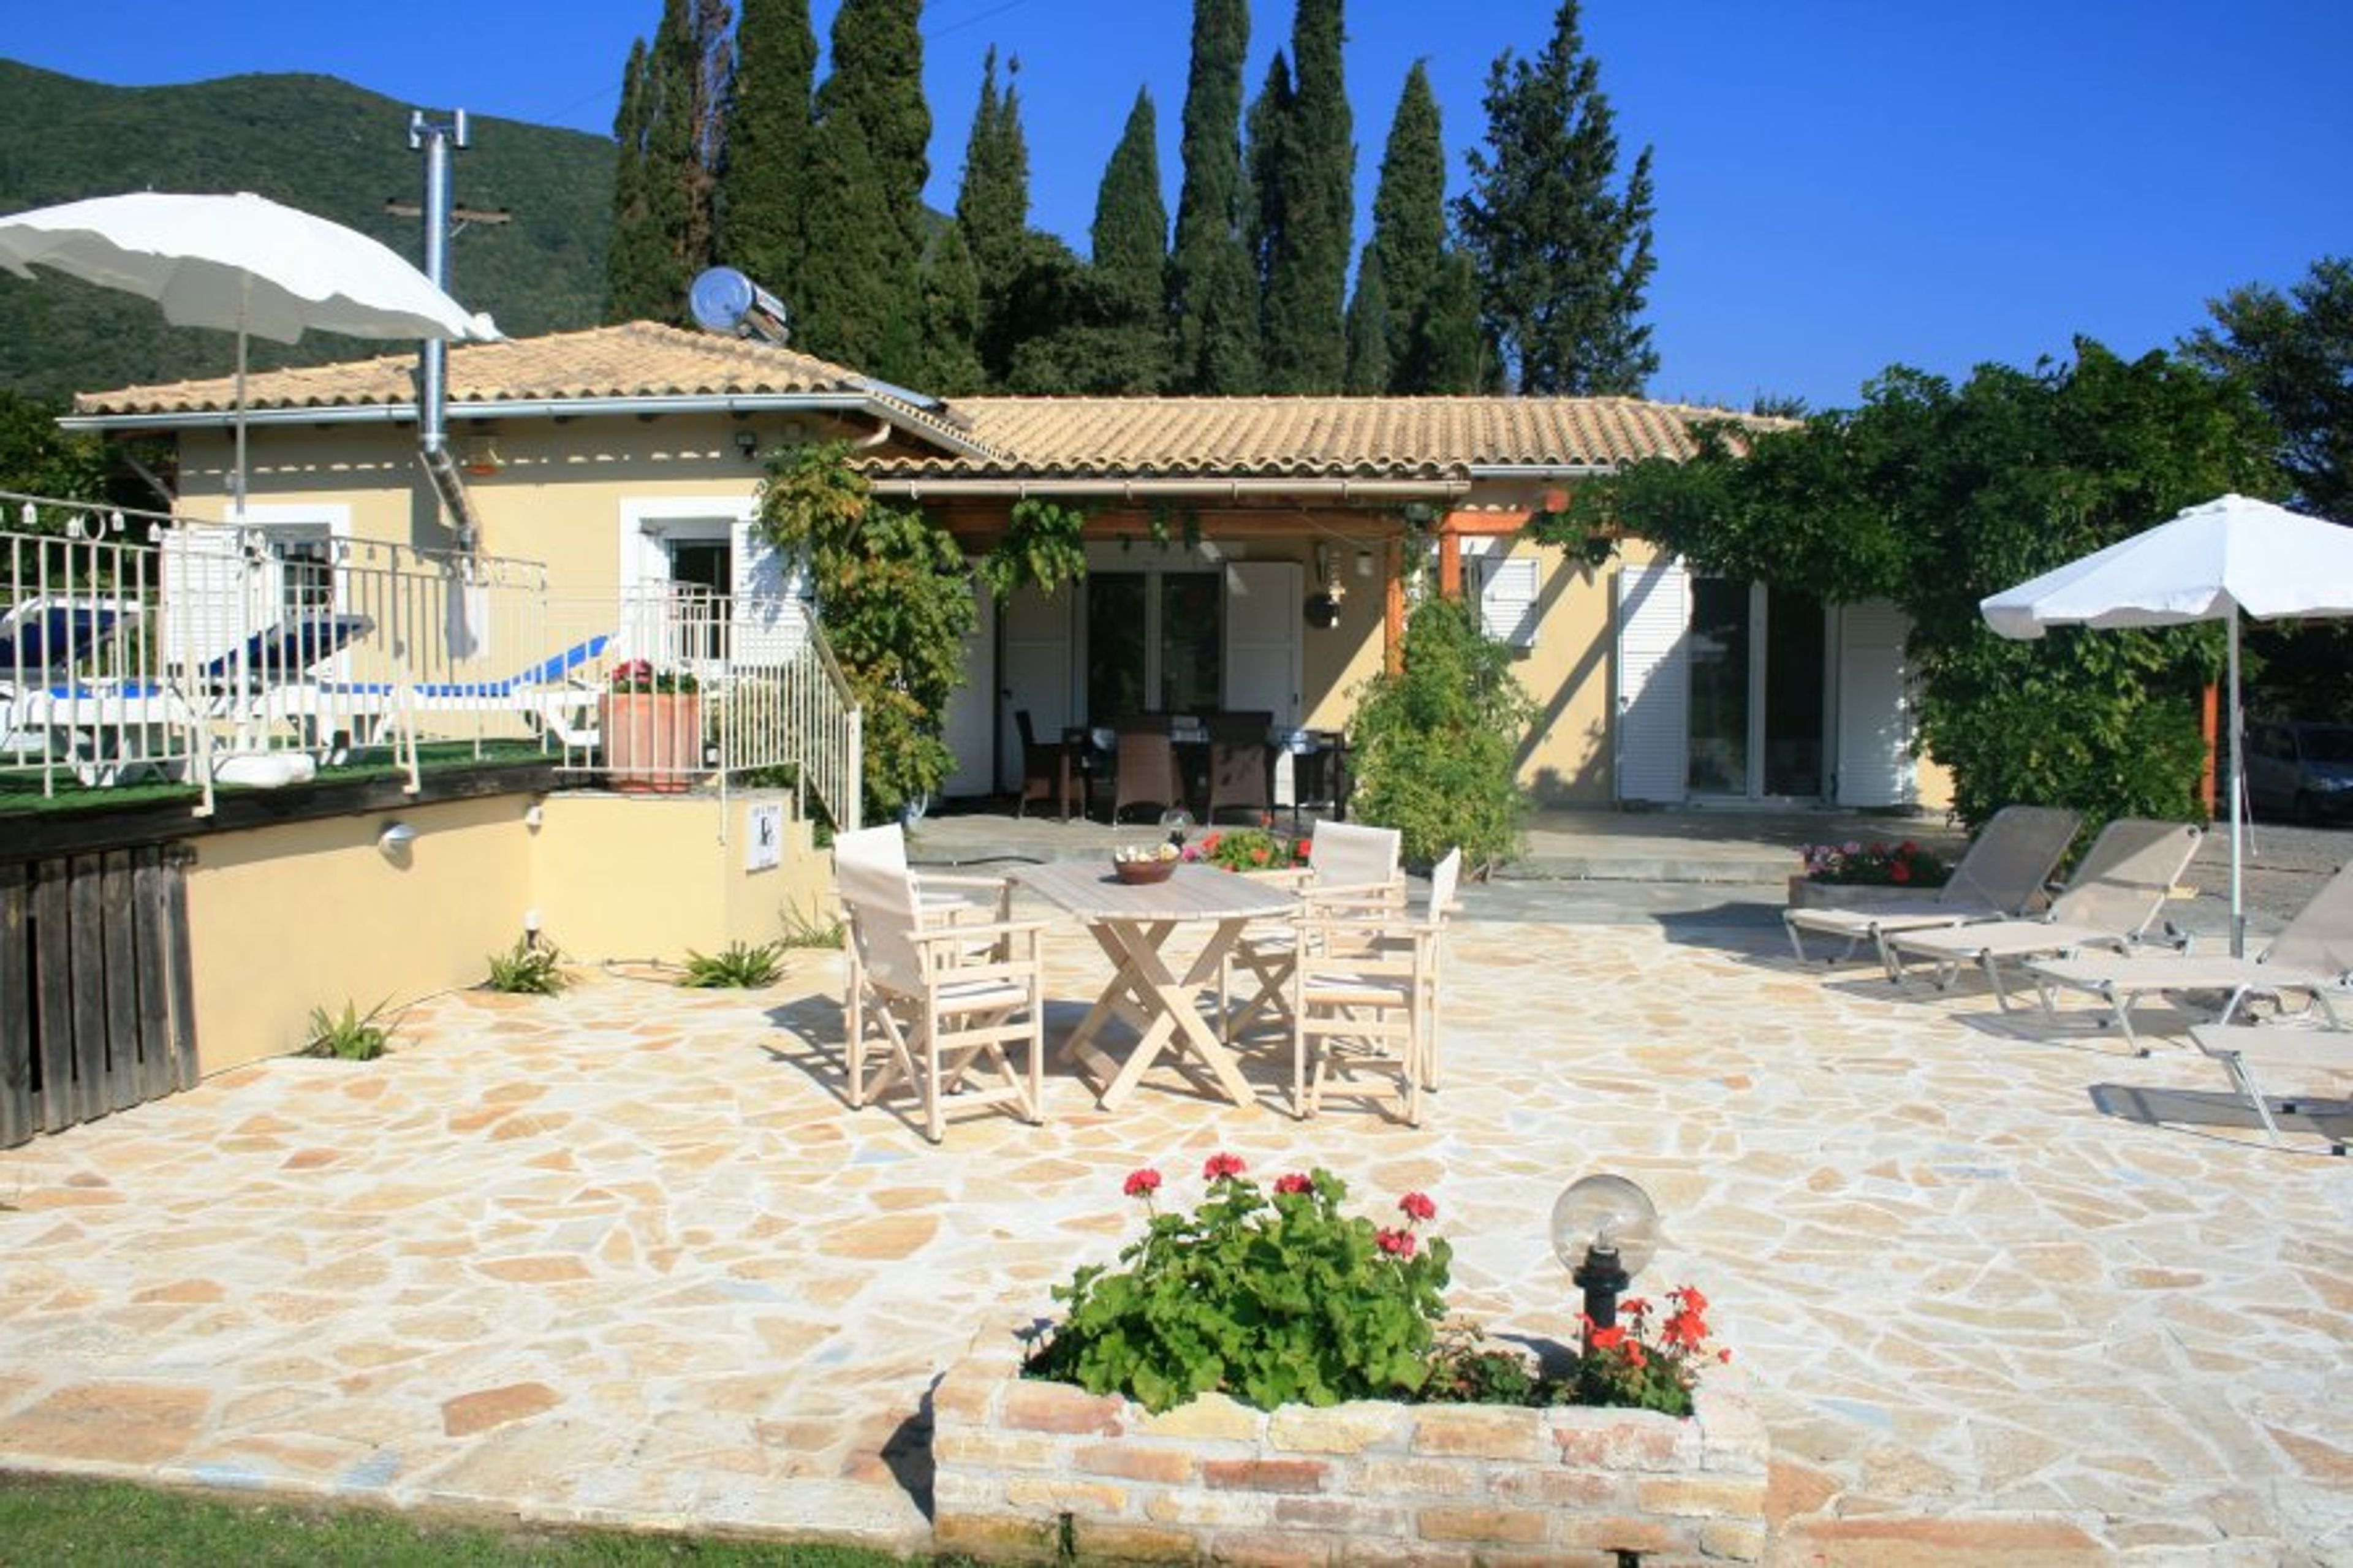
[1375,1227,1417,1258]
[1202,1152,1246,1182]
[1122,1168,1162,1199]
[1398,1191,1436,1222]
[1273,1173,1313,1195]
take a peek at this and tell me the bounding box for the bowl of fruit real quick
[1110,842,1181,884]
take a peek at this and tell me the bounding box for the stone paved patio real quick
[0,882,2346,1564]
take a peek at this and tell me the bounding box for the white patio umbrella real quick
[0,189,498,511]
[1981,493,2353,953]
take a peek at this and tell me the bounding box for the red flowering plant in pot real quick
[1575,1287,1726,1418]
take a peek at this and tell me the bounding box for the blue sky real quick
[6,1,2347,411]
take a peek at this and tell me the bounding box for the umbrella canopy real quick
[0,190,497,508]
[1980,493,2353,952]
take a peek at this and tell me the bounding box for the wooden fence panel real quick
[0,862,28,1146]
[1,847,196,1147]
[33,868,74,1133]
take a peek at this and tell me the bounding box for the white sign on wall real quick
[745,803,783,872]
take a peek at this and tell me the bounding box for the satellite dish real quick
[689,266,791,345]
[1548,1173,1661,1274]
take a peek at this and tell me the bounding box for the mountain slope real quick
[0,60,613,401]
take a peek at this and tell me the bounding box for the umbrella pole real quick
[2228,611,2245,958]
[232,321,248,518]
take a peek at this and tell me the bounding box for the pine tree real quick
[716,0,816,299]
[1257,0,1352,393]
[1457,0,1657,395]
[1343,244,1391,394]
[956,48,1031,384]
[797,0,930,382]
[1168,0,1259,393]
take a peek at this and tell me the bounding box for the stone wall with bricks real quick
[930,1338,1770,1566]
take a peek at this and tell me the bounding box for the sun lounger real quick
[264,632,611,747]
[2026,862,2353,1052]
[1785,805,2080,977]
[2187,1021,2352,1153]
[1881,819,2204,1009]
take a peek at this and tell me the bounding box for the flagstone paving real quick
[0,889,2346,1564]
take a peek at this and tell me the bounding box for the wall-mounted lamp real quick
[1355,546,1374,579]
[733,429,761,463]
[377,821,419,862]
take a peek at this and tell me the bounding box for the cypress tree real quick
[956,48,1032,384]
[915,222,988,393]
[1168,0,1259,393]
[798,0,931,382]
[604,39,665,322]
[1416,249,1490,392]
[605,0,730,325]
[1244,51,1291,325]
[1457,0,1658,395]
[1343,244,1391,394]
[1094,89,1168,326]
[716,0,816,299]
[1258,0,1352,392]
[1368,61,1466,392]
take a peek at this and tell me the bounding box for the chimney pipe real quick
[410,109,466,466]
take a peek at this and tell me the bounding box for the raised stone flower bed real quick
[1785,874,1941,911]
[931,1333,1770,1566]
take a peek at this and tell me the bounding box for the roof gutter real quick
[62,393,1000,460]
[869,477,1472,502]
[1461,463,1618,480]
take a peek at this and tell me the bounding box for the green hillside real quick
[0,60,613,402]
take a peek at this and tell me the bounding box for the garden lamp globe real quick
[1550,1173,1660,1336]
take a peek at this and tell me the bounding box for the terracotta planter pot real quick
[603,692,702,793]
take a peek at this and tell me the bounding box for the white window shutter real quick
[1473,555,1539,650]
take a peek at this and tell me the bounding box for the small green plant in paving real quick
[777,900,845,949]
[304,999,395,1061]
[678,939,786,988]
[483,934,569,994]
[0,1473,975,1565]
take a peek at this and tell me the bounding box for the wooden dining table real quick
[1012,860,1297,1110]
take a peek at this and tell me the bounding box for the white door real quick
[1614,560,1690,804]
[941,579,998,797]
[999,582,1076,789]
[729,517,809,665]
[1221,561,1301,724]
[1834,598,1914,807]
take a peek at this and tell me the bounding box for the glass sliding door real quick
[1686,577,1751,795]
[1085,569,1222,719]
[1687,577,1828,800]
[1762,585,1827,797]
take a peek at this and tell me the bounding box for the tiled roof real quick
[869,395,1765,481]
[72,322,993,455]
[70,322,1778,479]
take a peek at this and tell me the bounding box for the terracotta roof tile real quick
[863,395,1771,481]
[70,324,1779,480]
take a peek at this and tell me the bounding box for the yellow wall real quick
[183,789,827,1074]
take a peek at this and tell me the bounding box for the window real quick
[1464,544,1539,651]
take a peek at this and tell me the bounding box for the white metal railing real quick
[2,493,553,812]
[550,586,863,830]
[4,494,862,824]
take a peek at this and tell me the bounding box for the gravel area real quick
[2180,816,2349,931]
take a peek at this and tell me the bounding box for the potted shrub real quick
[1787,838,1953,909]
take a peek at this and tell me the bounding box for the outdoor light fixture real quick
[733,429,760,462]
[1355,545,1374,578]
[1550,1172,1661,1338]
[376,821,419,862]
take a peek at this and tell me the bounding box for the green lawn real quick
[0,1475,971,1566]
